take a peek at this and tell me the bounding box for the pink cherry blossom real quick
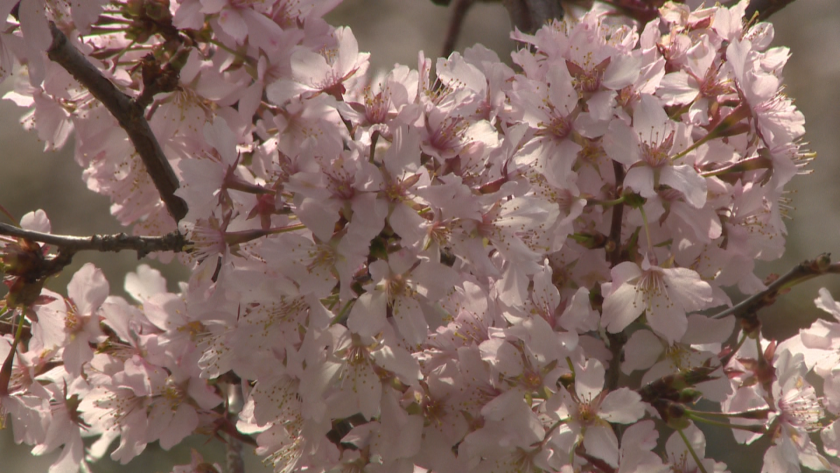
[32,263,107,377]
[601,256,713,342]
[0,0,822,471]
[547,359,645,467]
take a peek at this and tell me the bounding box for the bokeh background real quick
[1,0,838,471]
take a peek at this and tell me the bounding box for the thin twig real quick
[46,23,188,222]
[605,163,626,394]
[442,0,475,58]
[746,0,798,22]
[0,223,187,257]
[607,161,625,266]
[501,0,564,34]
[225,383,245,473]
[712,254,839,320]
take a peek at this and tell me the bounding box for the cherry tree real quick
[0,0,837,472]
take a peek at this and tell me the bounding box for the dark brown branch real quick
[442,0,475,58]
[502,0,563,34]
[607,161,625,266]
[224,383,245,473]
[745,0,798,22]
[604,163,627,394]
[0,223,187,258]
[712,254,840,321]
[46,23,188,222]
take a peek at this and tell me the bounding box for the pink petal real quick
[600,388,645,424]
[624,166,656,198]
[660,165,707,208]
[392,297,428,346]
[645,291,688,343]
[583,423,619,467]
[575,359,605,401]
[218,9,248,44]
[622,329,663,374]
[602,282,645,334]
[159,404,199,450]
[124,264,167,303]
[603,119,639,166]
[68,263,109,315]
[347,292,388,338]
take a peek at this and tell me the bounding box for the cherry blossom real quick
[0,0,826,471]
[547,359,645,467]
[601,256,713,342]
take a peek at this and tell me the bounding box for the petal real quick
[620,420,659,455]
[816,288,840,320]
[602,282,645,334]
[821,420,840,457]
[583,423,619,467]
[159,404,198,450]
[610,261,643,288]
[217,9,248,43]
[68,263,109,314]
[633,94,670,141]
[240,8,285,51]
[371,334,421,383]
[660,165,707,208]
[576,359,605,401]
[392,296,428,346]
[347,292,388,338]
[547,62,577,114]
[347,362,381,419]
[20,209,51,233]
[624,166,656,198]
[622,329,663,374]
[63,337,93,378]
[599,388,645,424]
[19,0,52,52]
[290,48,332,86]
[603,119,640,166]
[296,197,339,242]
[203,117,238,165]
[663,267,713,312]
[682,314,735,345]
[603,54,641,90]
[658,71,698,105]
[124,264,167,303]
[335,26,362,77]
[645,291,688,343]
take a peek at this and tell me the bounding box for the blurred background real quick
[0,0,838,471]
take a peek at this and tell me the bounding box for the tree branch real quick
[0,223,187,258]
[224,382,245,473]
[712,254,840,321]
[502,0,563,34]
[607,161,625,266]
[604,163,626,392]
[442,0,475,58]
[746,0,798,22]
[46,23,188,222]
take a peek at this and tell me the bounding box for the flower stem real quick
[587,195,626,207]
[684,406,771,419]
[331,299,356,326]
[639,205,654,258]
[687,411,767,433]
[712,254,840,320]
[0,204,18,225]
[677,427,710,473]
[607,161,625,265]
[0,309,26,398]
[441,0,475,58]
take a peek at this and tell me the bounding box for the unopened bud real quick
[679,388,702,404]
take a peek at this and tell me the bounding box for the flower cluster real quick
[0,0,835,472]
